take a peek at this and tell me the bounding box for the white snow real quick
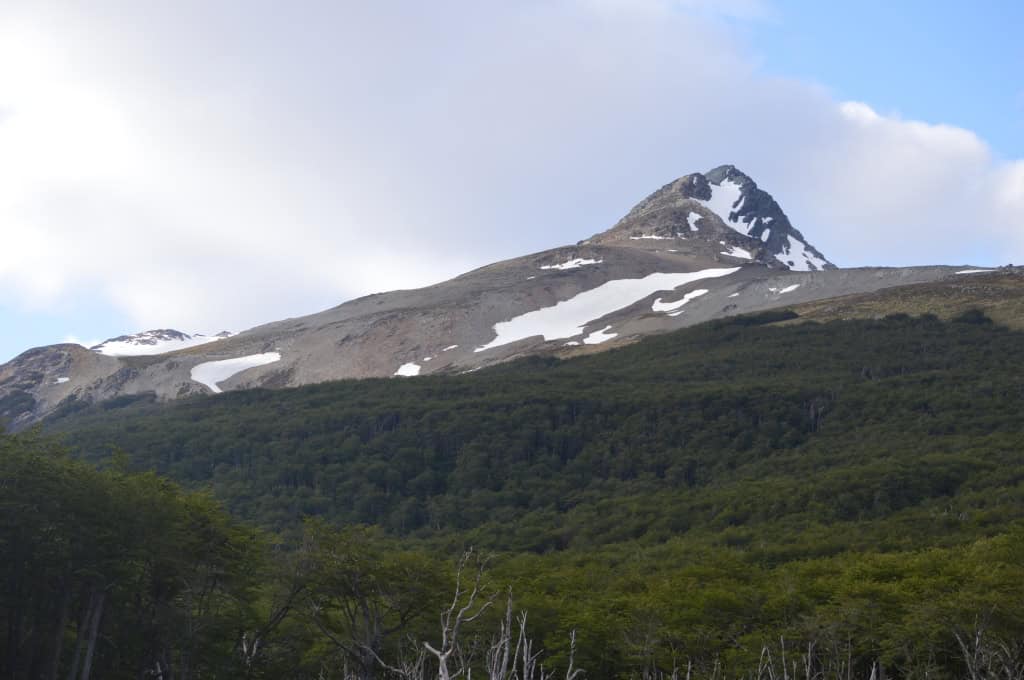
[540,257,603,271]
[629,234,671,240]
[394,362,421,377]
[475,267,739,352]
[652,288,709,313]
[761,229,771,242]
[698,179,745,235]
[423,357,432,362]
[728,292,740,298]
[442,345,459,352]
[687,211,702,232]
[564,341,581,346]
[54,377,70,384]
[527,276,536,280]
[776,235,828,272]
[93,331,230,357]
[762,216,774,224]
[956,269,995,274]
[190,352,281,393]
[720,245,753,260]
[768,284,801,295]
[583,325,617,345]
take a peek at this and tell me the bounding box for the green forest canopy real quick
[3,310,1023,678]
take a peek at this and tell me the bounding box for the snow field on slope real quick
[956,269,995,274]
[698,179,745,235]
[539,257,602,270]
[687,212,702,231]
[191,353,282,393]
[651,289,709,313]
[475,268,739,352]
[777,236,828,272]
[583,326,618,345]
[394,362,421,377]
[94,333,225,357]
[720,245,753,260]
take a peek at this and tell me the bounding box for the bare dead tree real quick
[955,619,1024,680]
[485,588,523,680]
[424,549,494,680]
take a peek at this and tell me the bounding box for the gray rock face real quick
[591,166,834,272]
[0,167,968,429]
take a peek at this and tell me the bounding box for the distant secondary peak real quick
[91,329,233,357]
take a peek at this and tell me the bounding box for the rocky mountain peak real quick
[592,166,835,272]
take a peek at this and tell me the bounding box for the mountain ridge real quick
[0,166,996,429]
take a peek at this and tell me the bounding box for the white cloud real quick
[0,1,1020,341]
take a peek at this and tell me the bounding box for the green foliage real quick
[49,314,1024,556]
[0,431,263,679]
[13,313,1024,678]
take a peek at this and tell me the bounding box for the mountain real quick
[589,165,834,272]
[0,166,1000,429]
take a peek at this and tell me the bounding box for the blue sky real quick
[751,0,1023,158]
[0,0,1021,363]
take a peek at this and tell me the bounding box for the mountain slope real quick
[48,310,1024,549]
[0,166,990,429]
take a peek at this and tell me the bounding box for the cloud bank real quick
[0,0,1021,338]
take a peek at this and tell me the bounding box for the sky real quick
[1,0,1022,362]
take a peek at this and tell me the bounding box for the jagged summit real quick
[591,165,835,272]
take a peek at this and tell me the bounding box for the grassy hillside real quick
[791,271,1024,329]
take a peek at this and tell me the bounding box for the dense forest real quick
[4,310,1024,678]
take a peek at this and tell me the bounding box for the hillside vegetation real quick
[5,309,1022,678]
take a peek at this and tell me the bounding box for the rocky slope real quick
[0,166,998,429]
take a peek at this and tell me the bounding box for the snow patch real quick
[629,234,671,240]
[540,257,603,271]
[583,325,617,345]
[687,211,702,232]
[191,352,281,393]
[776,236,828,272]
[956,269,995,274]
[652,289,709,313]
[768,284,801,295]
[720,245,753,260]
[442,345,459,352]
[564,341,581,346]
[93,331,229,357]
[475,268,739,352]
[728,292,740,298]
[761,229,771,242]
[698,179,745,235]
[394,362,421,377]
[54,377,70,384]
